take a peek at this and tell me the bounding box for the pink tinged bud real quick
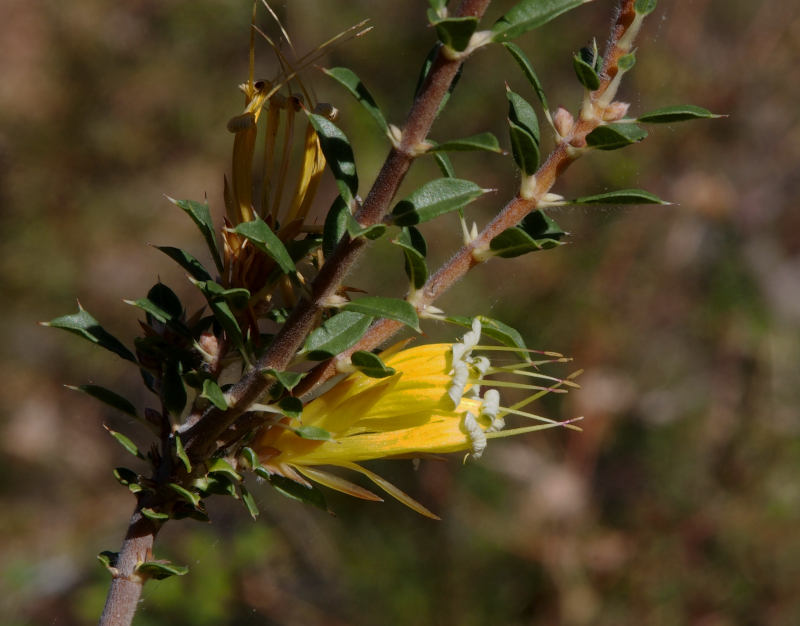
[602,101,630,121]
[198,332,220,359]
[553,107,575,137]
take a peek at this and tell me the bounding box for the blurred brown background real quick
[2,1,799,624]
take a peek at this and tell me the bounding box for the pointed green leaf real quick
[240,446,260,470]
[262,472,329,511]
[68,385,137,417]
[618,52,636,72]
[168,483,202,507]
[263,369,305,392]
[573,52,601,90]
[200,379,228,410]
[105,426,143,459]
[430,132,502,154]
[323,67,388,134]
[240,485,259,520]
[491,0,590,42]
[343,297,420,332]
[113,467,139,487]
[161,360,187,417]
[98,551,118,572]
[141,507,170,521]
[507,89,540,174]
[303,311,373,360]
[155,246,212,281]
[637,104,721,124]
[489,211,566,258]
[278,396,303,419]
[44,305,136,363]
[307,113,358,208]
[428,12,479,52]
[447,315,528,356]
[168,197,223,274]
[126,283,185,326]
[323,196,350,258]
[393,227,428,290]
[518,209,566,240]
[585,123,648,150]
[208,457,242,482]
[174,435,191,473]
[391,178,485,226]
[136,561,188,579]
[347,214,387,240]
[573,189,668,204]
[351,351,397,378]
[233,218,295,274]
[635,0,658,15]
[502,42,549,111]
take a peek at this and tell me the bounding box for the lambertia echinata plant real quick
[44,1,719,623]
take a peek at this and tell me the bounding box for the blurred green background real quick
[2,1,799,624]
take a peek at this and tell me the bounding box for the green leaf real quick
[637,104,721,123]
[391,178,485,226]
[126,283,185,327]
[141,507,170,521]
[200,379,228,409]
[573,189,668,204]
[585,123,648,150]
[303,311,373,360]
[233,218,296,274]
[240,446,260,470]
[43,305,136,363]
[634,0,658,15]
[491,0,589,42]
[155,246,213,281]
[168,197,223,274]
[136,561,188,579]
[278,396,303,418]
[323,194,350,259]
[208,457,242,482]
[343,297,420,332]
[240,485,259,520]
[261,472,329,511]
[105,426,143,459]
[447,315,528,356]
[351,351,397,378]
[161,360,187,417]
[294,425,332,441]
[393,227,429,290]
[67,384,137,417]
[429,132,502,153]
[433,152,455,177]
[98,551,118,572]
[507,89,540,174]
[346,214,387,241]
[428,12,479,52]
[168,483,202,508]
[489,210,566,258]
[113,467,139,487]
[263,369,305,392]
[307,113,358,209]
[573,51,601,90]
[174,435,191,473]
[323,67,389,134]
[428,0,448,15]
[502,42,549,112]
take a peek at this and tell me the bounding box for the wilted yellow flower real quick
[252,320,579,518]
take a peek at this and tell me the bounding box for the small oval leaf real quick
[637,104,720,124]
[343,297,420,332]
[167,197,223,274]
[391,178,485,226]
[585,123,648,150]
[303,311,373,360]
[44,305,136,363]
[573,189,668,204]
[351,351,397,378]
[307,113,359,208]
[323,67,389,134]
[491,0,590,42]
[430,132,503,153]
[233,218,296,274]
[428,13,479,52]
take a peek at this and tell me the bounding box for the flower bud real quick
[602,101,630,121]
[553,107,575,137]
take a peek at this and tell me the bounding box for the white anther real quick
[462,411,487,459]
[448,360,469,407]
[480,389,505,433]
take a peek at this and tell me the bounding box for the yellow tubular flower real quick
[252,320,580,519]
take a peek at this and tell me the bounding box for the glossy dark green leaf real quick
[323,196,350,258]
[68,384,137,417]
[324,67,389,134]
[428,12,478,52]
[233,218,295,274]
[307,113,358,209]
[343,297,420,332]
[240,485,259,520]
[393,227,429,290]
[518,209,566,240]
[489,211,566,258]
[430,132,502,153]
[126,283,185,327]
[391,178,485,226]
[279,397,303,419]
[573,189,667,204]
[44,305,136,363]
[200,379,227,410]
[502,42,549,111]
[507,89,540,174]
[303,311,373,360]
[155,246,213,281]
[637,104,720,123]
[635,0,658,15]
[491,0,589,42]
[135,561,188,579]
[573,52,601,90]
[161,360,187,417]
[168,197,223,274]
[585,123,648,150]
[105,426,143,459]
[351,351,397,378]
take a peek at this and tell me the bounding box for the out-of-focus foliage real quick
[2,1,799,624]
